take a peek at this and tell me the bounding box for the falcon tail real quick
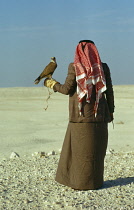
[34,76,40,84]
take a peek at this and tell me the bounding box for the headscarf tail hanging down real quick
[74,41,106,117]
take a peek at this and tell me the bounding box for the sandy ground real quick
[0,85,134,159]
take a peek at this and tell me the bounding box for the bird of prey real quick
[34,57,57,84]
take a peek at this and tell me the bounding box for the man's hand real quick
[44,78,58,89]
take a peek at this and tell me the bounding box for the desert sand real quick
[0,85,134,209]
[0,85,134,158]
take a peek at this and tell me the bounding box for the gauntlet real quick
[44,78,58,89]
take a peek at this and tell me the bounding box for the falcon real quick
[34,57,57,84]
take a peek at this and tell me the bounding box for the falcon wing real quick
[39,62,57,79]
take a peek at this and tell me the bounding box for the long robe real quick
[53,62,114,190]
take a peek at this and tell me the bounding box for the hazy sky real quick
[0,0,134,87]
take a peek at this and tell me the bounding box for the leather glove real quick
[44,78,58,89]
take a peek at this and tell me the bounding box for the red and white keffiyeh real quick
[74,42,106,117]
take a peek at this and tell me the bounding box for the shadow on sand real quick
[102,177,134,189]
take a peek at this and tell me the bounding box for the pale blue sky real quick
[0,0,134,87]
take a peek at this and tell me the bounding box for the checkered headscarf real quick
[74,41,106,117]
